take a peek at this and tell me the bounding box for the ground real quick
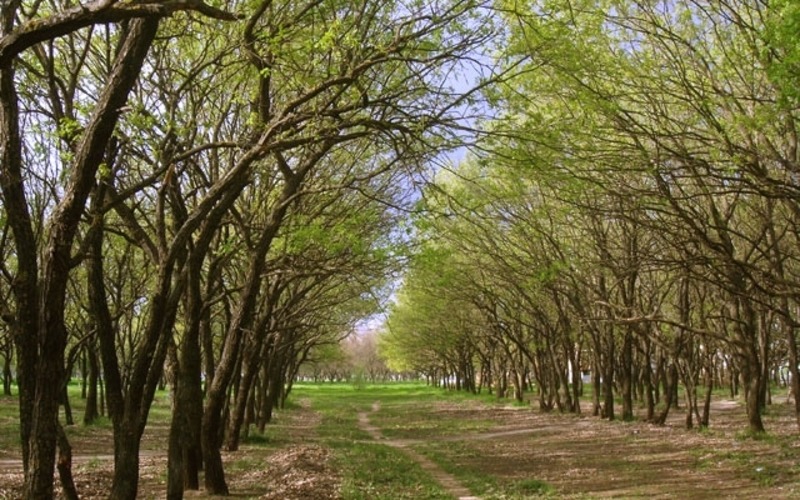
[1,385,799,499]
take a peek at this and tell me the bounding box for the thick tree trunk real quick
[167,339,203,498]
[167,415,184,500]
[25,328,66,498]
[109,421,143,500]
[167,247,206,498]
[1,43,40,476]
[741,345,765,433]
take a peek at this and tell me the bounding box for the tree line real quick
[383,0,800,434]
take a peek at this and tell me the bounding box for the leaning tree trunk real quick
[225,323,272,451]
[202,158,311,494]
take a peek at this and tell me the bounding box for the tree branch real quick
[0,0,239,65]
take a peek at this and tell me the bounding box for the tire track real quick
[357,402,479,500]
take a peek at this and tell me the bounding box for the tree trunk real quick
[20,15,162,497]
[56,423,78,500]
[83,347,100,425]
[80,353,88,400]
[621,329,633,421]
[108,421,143,500]
[700,360,713,428]
[225,328,269,451]
[202,162,312,494]
[62,385,74,426]
[167,244,207,498]
[654,363,678,425]
[602,329,615,421]
[785,304,800,430]
[1,41,40,475]
[2,352,11,396]
[642,338,655,422]
[741,345,765,433]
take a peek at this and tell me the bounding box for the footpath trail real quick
[357,401,480,500]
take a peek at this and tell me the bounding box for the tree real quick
[0,2,237,497]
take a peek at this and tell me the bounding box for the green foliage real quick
[764,0,800,105]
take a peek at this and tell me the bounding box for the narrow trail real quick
[357,402,479,500]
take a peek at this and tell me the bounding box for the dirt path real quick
[357,401,479,500]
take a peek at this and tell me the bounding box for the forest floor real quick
[1,384,799,499]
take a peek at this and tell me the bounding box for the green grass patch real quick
[415,440,554,499]
[0,395,21,454]
[292,382,556,499]
[335,441,454,499]
[374,402,495,439]
[295,383,476,499]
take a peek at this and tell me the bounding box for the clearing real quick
[1,383,799,499]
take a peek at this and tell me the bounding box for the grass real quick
[333,442,453,499]
[0,395,21,455]
[374,401,495,440]
[692,447,789,488]
[296,383,457,499]
[416,441,556,499]
[293,382,555,499]
[2,379,799,498]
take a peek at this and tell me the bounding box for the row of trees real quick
[384,0,800,434]
[0,0,496,498]
[298,330,397,383]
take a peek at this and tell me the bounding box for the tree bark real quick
[83,346,100,425]
[225,317,272,451]
[56,423,78,500]
[19,14,162,497]
[654,362,678,425]
[621,328,633,421]
[0,27,39,475]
